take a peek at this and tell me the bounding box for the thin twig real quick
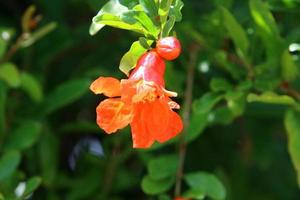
[280,82,300,101]
[174,43,200,197]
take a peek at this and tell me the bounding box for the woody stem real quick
[174,44,200,197]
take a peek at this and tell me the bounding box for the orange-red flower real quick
[90,50,183,148]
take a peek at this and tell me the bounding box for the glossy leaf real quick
[40,79,90,115]
[141,175,174,195]
[119,41,151,75]
[161,15,176,38]
[20,72,43,103]
[285,110,300,187]
[5,121,42,151]
[139,0,158,19]
[147,154,177,180]
[247,92,296,105]
[184,172,226,200]
[0,62,20,88]
[0,150,21,182]
[169,0,184,22]
[220,7,249,57]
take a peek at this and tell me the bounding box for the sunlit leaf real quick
[281,49,298,81]
[22,176,42,197]
[247,92,296,105]
[0,62,20,88]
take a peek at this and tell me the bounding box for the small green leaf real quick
[285,110,300,187]
[119,41,151,75]
[20,22,57,48]
[169,0,184,22]
[249,0,279,36]
[210,78,232,92]
[0,150,21,182]
[148,155,177,180]
[0,62,20,88]
[247,92,296,105]
[20,72,43,103]
[139,37,151,49]
[208,107,235,125]
[41,79,90,115]
[281,49,298,81]
[5,121,42,151]
[192,93,223,114]
[220,7,249,58]
[139,0,158,19]
[161,15,176,38]
[184,172,226,200]
[141,175,174,195]
[22,176,42,197]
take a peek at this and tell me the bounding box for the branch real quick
[174,43,200,197]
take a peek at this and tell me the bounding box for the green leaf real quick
[0,28,14,58]
[141,175,174,195]
[20,22,57,48]
[184,188,205,200]
[208,107,235,125]
[249,0,279,37]
[169,0,184,22]
[0,150,21,182]
[210,78,232,92]
[20,72,43,103]
[161,15,176,38]
[184,172,226,200]
[119,41,151,75]
[281,50,298,81]
[0,82,6,134]
[247,92,296,105]
[192,93,223,114]
[41,79,90,115]
[185,112,208,143]
[139,0,158,19]
[0,62,20,88]
[90,0,130,35]
[285,110,300,187]
[148,155,177,180]
[220,7,249,57]
[93,13,148,35]
[5,121,42,151]
[139,37,151,49]
[22,176,42,197]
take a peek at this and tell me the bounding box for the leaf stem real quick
[174,43,200,197]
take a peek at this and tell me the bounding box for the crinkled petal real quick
[90,77,121,97]
[96,98,133,134]
[130,103,155,148]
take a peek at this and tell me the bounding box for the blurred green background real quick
[1,0,300,199]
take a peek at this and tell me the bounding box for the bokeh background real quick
[1,0,300,199]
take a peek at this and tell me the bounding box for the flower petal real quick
[96,98,132,134]
[130,103,155,148]
[90,77,121,97]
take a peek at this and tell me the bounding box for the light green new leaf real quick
[119,41,152,75]
[184,188,205,200]
[20,72,43,103]
[161,15,176,38]
[220,7,249,58]
[41,79,90,115]
[147,155,177,180]
[249,0,279,36]
[0,150,21,182]
[247,92,296,105]
[141,175,174,195]
[5,121,42,151]
[185,172,226,200]
[285,110,300,187]
[0,62,20,88]
[281,49,298,81]
[169,0,184,22]
[22,176,42,197]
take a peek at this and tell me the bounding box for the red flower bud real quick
[156,37,181,61]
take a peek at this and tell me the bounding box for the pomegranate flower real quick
[90,49,183,148]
